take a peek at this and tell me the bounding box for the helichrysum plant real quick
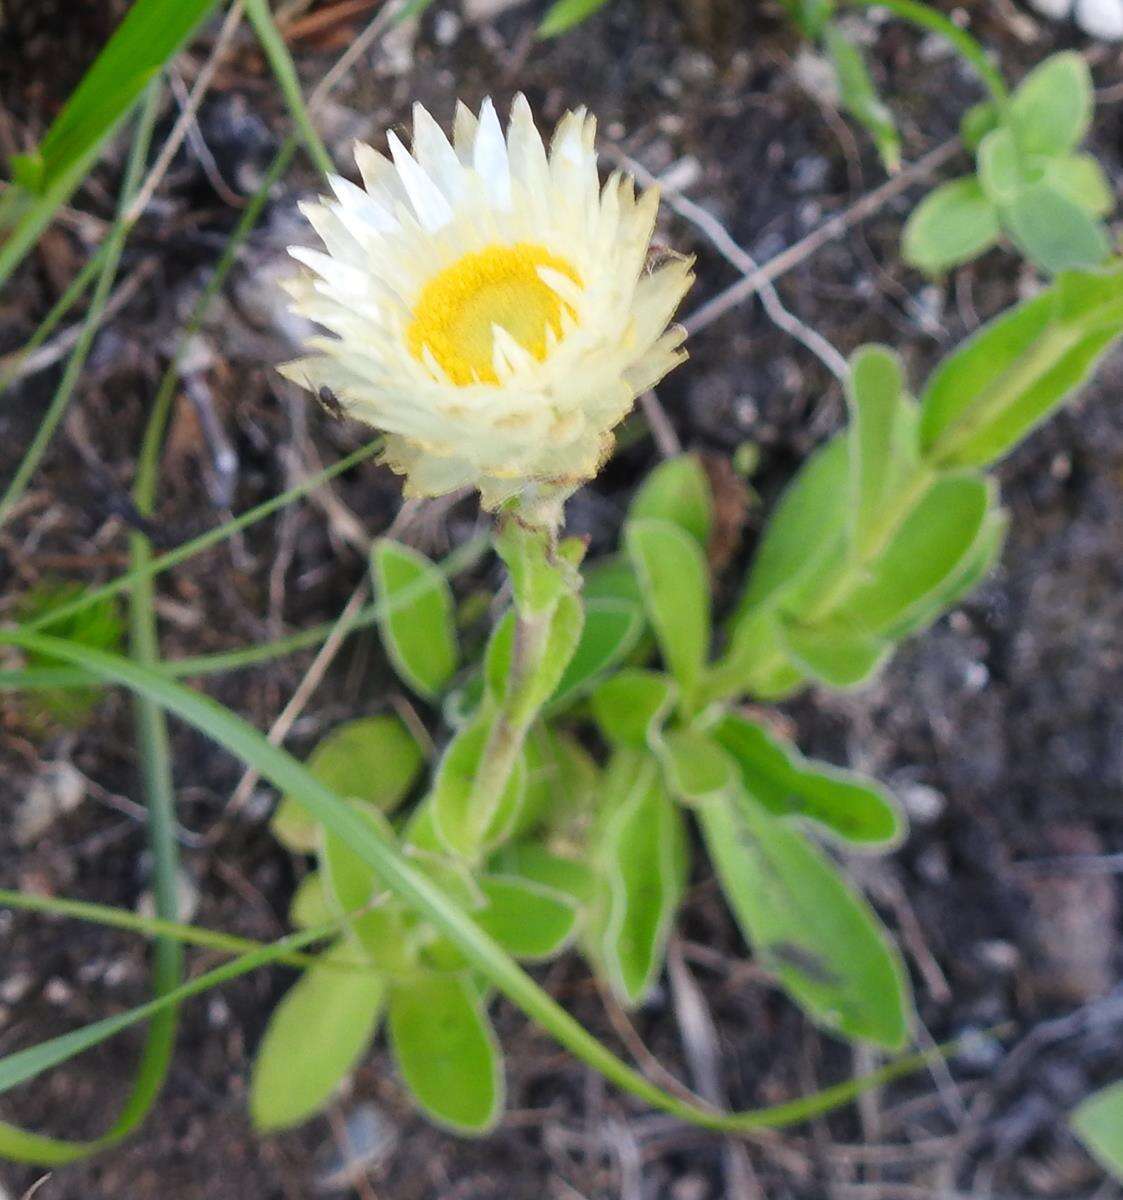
[904,52,1113,275]
[244,95,1123,1134]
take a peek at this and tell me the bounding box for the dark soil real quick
[1,2,1122,1198]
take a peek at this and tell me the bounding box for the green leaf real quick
[539,0,612,36]
[920,263,1123,468]
[846,346,912,555]
[474,875,580,961]
[702,608,808,704]
[290,872,332,929]
[15,0,220,197]
[321,802,396,913]
[510,727,599,839]
[1002,182,1111,275]
[902,177,1000,274]
[352,906,418,978]
[521,594,585,722]
[778,620,889,689]
[659,729,737,805]
[583,554,644,609]
[698,790,911,1048]
[960,100,999,152]
[250,941,385,1131]
[711,713,903,847]
[272,715,423,852]
[834,474,994,635]
[883,508,1008,640]
[485,595,584,721]
[489,843,595,906]
[590,669,678,749]
[432,719,527,858]
[977,127,1027,206]
[625,518,711,708]
[388,974,503,1133]
[548,598,644,711]
[15,580,124,726]
[733,434,849,617]
[1009,51,1092,158]
[823,22,901,171]
[370,539,458,700]
[482,609,516,706]
[1041,153,1114,219]
[4,630,952,1145]
[779,0,834,37]
[629,454,714,546]
[1072,1081,1123,1178]
[589,752,688,1006]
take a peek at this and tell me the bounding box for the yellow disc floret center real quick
[407,242,581,386]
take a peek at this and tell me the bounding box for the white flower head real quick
[280,95,693,527]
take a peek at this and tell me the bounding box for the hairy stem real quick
[467,602,554,846]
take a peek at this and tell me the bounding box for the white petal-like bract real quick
[281,96,693,526]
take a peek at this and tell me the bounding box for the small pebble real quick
[0,973,33,1005]
[954,1026,1006,1072]
[976,939,1020,972]
[672,1176,709,1200]
[434,9,461,44]
[1027,0,1123,37]
[15,761,85,845]
[900,782,946,824]
[138,867,200,924]
[317,1103,398,1189]
[44,978,74,1006]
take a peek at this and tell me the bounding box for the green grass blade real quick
[0,85,162,527]
[0,0,224,290]
[244,0,333,177]
[0,923,334,1164]
[1,630,970,1138]
[0,241,110,395]
[22,438,381,634]
[122,117,194,1159]
[0,888,320,968]
[0,534,488,694]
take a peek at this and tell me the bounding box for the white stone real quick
[462,0,531,22]
[1026,0,1072,18]
[15,762,85,845]
[1076,0,1123,38]
[1027,0,1123,36]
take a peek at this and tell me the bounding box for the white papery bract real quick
[280,95,693,527]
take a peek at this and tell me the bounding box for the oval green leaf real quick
[388,974,503,1134]
[712,713,903,848]
[625,518,711,709]
[699,791,911,1049]
[474,875,580,961]
[1072,1081,1123,1178]
[628,454,714,547]
[902,177,1000,275]
[250,940,386,1131]
[590,752,689,1006]
[370,538,458,700]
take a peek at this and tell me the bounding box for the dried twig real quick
[0,257,159,384]
[667,938,766,1199]
[125,0,249,222]
[615,149,849,382]
[681,139,961,336]
[223,578,369,818]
